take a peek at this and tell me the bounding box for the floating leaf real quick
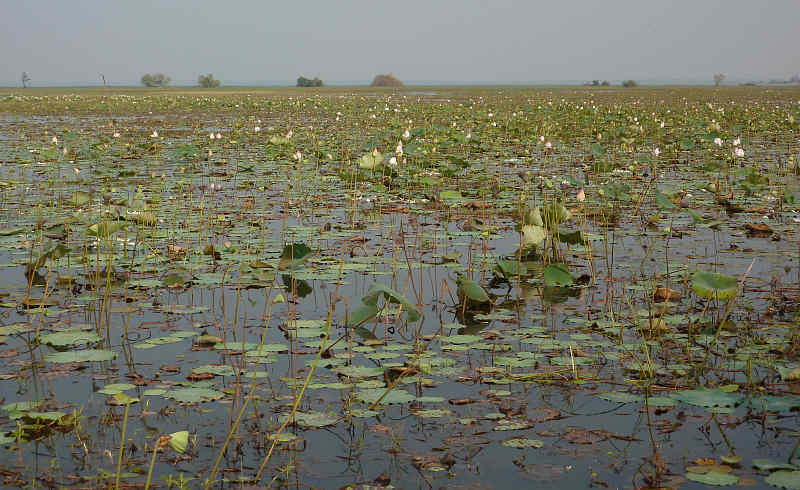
[40,330,102,347]
[502,438,544,449]
[164,387,224,403]
[686,471,739,486]
[355,388,416,405]
[45,349,117,363]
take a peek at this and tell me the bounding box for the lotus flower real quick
[113,132,120,138]
[254,126,261,132]
[395,141,403,155]
[734,147,744,157]
[402,129,410,139]
[285,129,293,138]
[151,130,158,138]
[293,151,302,161]
[733,137,741,146]
[215,132,222,139]
[577,189,586,202]
[51,136,58,144]
[714,137,723,146]
[388,156,398,167]
[653,147,661,157]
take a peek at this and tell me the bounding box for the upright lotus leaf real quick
[167,431,189,453]
[521,225,546,249]
[87,220,128,238]
[361,283,421,323]
[556,229,587,245]
[543,263,573,287]
[439,190,463,205]
[0,227,26,236]
[278,243,312,271]
[456,274,490,304]
[691,271,738,301]
[66,190,91,207]
[522,206,544,227]
[540,201,571,228]
[655,190,677,210]
[495,259,527,279]
[27,243,70,274]
[358,150,383,169]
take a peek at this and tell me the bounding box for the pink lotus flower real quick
[734,147,744,157]
[577,189,586,202]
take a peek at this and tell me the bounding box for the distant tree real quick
[601,80,610,86]
[198,73,221,88]
[621,80,638,88]
[790,74,800,84]
[370,74,403,87]
[21,72,30,88]
[591,80,600,86]
[713,73,726,86]
[296,76,323,87]
[140,73,171,87]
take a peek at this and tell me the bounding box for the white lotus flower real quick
[402,129,410,139]
[545,141,552,149]
[51,136,58,144]
[293,151,302,161]
[577,189,586,202]
[653,147,661,157]
[395,141,403,155]
[539,136,545,142]
[733,137,741,146]
[113,132,120,138]
[660,121,665,128]
[488,113,493,119]
[151,130,158,138]
[209,133,215,140]
[215,132,222,139]
[388,156,398,166]
[734,147,745,157]
[285,129,293,138]
[466,132,472,139]
[254,126,261,132]
[714,137,723,146]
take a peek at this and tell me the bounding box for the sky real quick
[2,0,798,86]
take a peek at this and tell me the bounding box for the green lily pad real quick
[686,471,739,486]
[45,349,117,363]
[502,438,544,449]
[164,387,224,403]
[355,388,416,405]
[766,471,800,489]
[40,330,102,347]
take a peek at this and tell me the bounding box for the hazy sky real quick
[2,0,798,86]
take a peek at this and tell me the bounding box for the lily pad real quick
[45,349,117,363]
